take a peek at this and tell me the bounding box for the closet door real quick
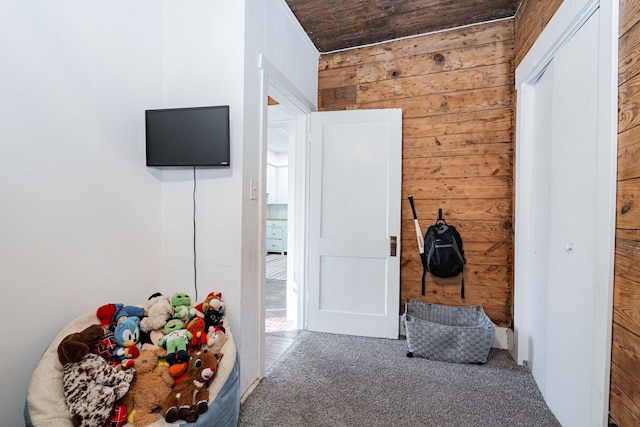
[515,3,618,425]
[541,13,599,425]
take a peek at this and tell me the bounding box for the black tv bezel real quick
[145,105,230,168]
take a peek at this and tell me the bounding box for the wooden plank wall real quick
[318,20,515,326]
[610,0,640,425]
[513,0,563,65]
[514,0,640,425]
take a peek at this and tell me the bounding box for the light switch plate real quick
[249,178,258,200]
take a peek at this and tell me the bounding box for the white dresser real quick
[266,219,287,254]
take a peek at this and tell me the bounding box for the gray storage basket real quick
[404,299,495,364]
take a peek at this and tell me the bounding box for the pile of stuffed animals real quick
[56,291,228,427]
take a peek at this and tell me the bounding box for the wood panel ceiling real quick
[285,0,521,53]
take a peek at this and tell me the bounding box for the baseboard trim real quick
[492,327,511,350]
[240,378,261,403]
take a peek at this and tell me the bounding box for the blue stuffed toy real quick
[112,316,142,365]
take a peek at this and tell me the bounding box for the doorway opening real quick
[264,94,304,371]
[259,54,315,375]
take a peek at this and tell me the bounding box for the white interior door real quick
[307,109,402,339]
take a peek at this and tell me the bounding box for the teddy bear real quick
[121,348,174,427]
[58,325,135,427]
[112,316,142,365]
[140,293,174,334]
[158,318,192,365]
[171,293,200,322]
[160,349,223,423]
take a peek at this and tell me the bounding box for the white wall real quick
[240,0,317,391]
[0,0,317,423]
[148,0,319,397]
[158,1,246,354]
[0,1,164,425]
[244,0,318,393]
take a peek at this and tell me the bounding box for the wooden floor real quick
[265,254,301,370]
[265,329,303,370]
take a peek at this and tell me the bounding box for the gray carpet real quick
[239,331,560,427]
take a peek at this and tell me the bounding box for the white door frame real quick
[258,54,315,378]
[513,0,618,424]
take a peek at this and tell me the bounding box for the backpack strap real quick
[450,230,465,266]
[449,229,465,299]
[423,236,436,296]
[425,241,436,273]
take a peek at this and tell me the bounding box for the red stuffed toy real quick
[186,317,208,347]
[194,291,223,314]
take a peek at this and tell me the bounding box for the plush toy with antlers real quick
[160,349,223,423]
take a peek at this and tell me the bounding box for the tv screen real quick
[145,105,230,167]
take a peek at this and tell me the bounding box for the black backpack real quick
[422,211,466,298]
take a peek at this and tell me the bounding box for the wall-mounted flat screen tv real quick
[145,105,230,167]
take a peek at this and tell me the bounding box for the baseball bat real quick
[408,195,424,254]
